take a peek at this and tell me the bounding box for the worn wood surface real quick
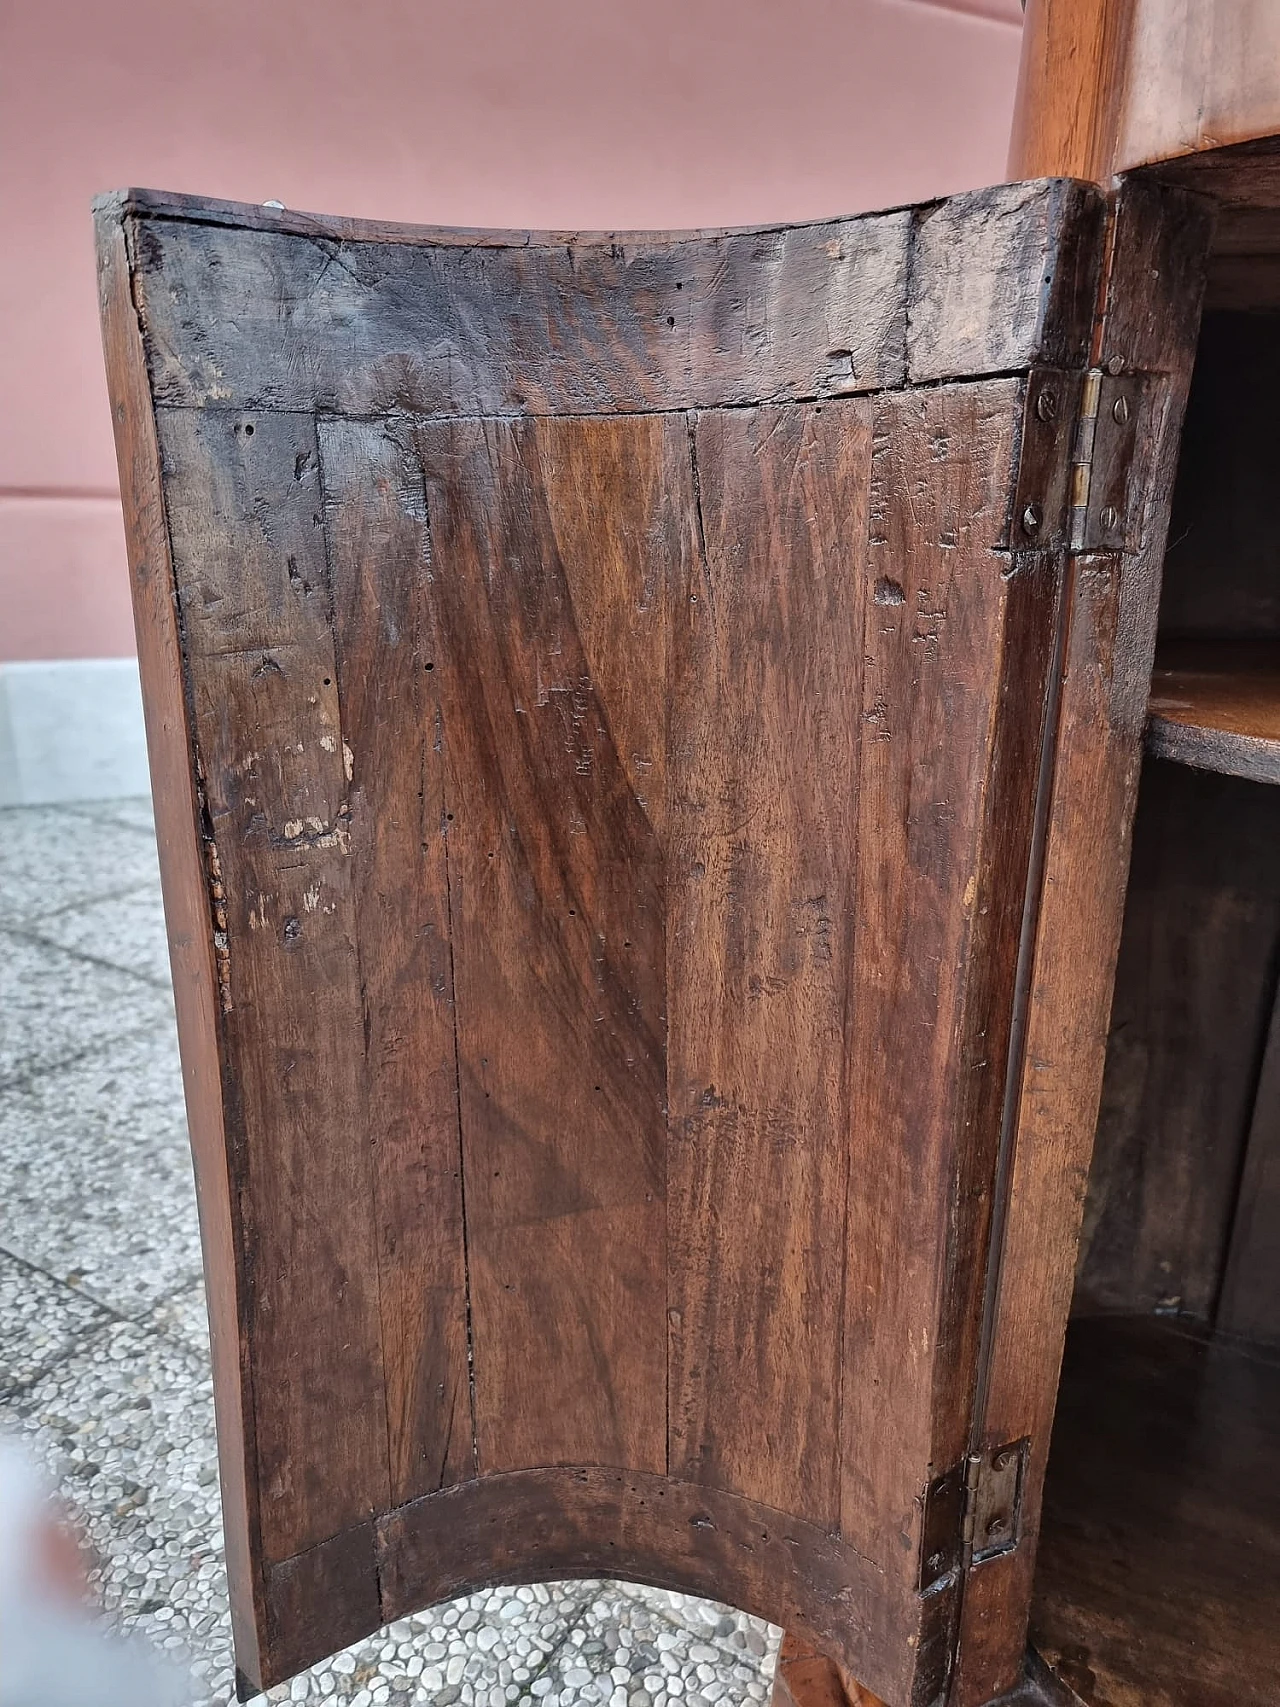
[99,179,1109,1704]
[1009,0,1280,181]
[95,211,265,1688]
[1147,641,1280,785]
[949,183,1211,1705]
[1031,1317,1280,1707]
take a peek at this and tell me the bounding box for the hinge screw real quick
[1105,354,1126,375]
[993,1449,1016,1472]
[1022,503,1044,533]
[1099,505,1120,531]
[1035,389,1059,423]
[1112,395,1131,426]
[986,1516,1008,1539]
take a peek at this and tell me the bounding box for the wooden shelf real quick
[1031,1316,1280,1707]
[1147,641,1280,784]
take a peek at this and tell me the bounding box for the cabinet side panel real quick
[951,182,1212,1705]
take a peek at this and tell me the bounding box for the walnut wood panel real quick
[97,181,1109,1702]
[1009,0,1280,181]
[665,401,868,1525]
[318,419,473,1502]
[949,183,1211,1704]
[416,413,674,1478]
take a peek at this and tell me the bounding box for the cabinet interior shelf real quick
[1147,641,1280,784]
[1031,1315,1280,1707]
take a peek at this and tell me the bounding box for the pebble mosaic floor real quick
[0,797,781,1707]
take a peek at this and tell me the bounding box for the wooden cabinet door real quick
[95,175,1202,1707]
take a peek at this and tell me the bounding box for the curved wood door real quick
[97,179,1106,1706]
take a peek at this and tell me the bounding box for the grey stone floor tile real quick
[0,1248,115,1396]
[145,1281,212,1360]
[0,803,160,927]
[614,1585,779,1673]
[0,928,174,1086]
[26,881,173,987]
[0,1022,202,1315]
[60,795,158,835]
[563,1586,777,1707]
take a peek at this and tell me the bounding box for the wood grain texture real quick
[98,181,1115,1700]
[155,405,392,1562]
[665,401,868,1528]
[94,205,265,1685]
[1008,0,1280,181]
[907,181,1104,384]
[840,379,1060,1579]
[375,1467,924,1707]
[129,210,911,416]
[1218,987,1280,1345]
[950,183,1211,1705]
[1007,0,1138,182]
[1032,1318,1280,1707]
[1147,641,1280,785]
[318,418,473,1502]
[418,413,675,1478]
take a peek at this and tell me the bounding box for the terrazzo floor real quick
[0,797,781,1707]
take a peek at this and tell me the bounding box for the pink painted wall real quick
[0,0,1022,662]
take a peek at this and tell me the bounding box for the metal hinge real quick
[918,1436,1029,1593]
[1068,365,1147,554]
[960,1437,1028,1565]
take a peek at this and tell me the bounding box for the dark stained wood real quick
[950,183,1212,1705]
[376,1467,919,1705]
[418,413,675,1478]
[94,206,265,1684]
[1031,1317,1280,1707]
[154,405,392,1562]
[840,379,1061,1579]
[98,178,1126,1701]
[1077,761,1280,1321]
[126,204,911,415]
[1216,980,1280,1347]
[665,401,869,1527]
[907,181,1104,384]
[318,419,473,1502]
[1147,641,1280,784]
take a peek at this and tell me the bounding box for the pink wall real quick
[0,0,1022,662]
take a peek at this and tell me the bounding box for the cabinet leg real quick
[769,1634,886,1707]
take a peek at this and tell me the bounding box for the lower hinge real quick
[918,1437,1029,1593]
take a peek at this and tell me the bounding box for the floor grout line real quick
[2,918,174,994]
[0,1016,179,1097]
